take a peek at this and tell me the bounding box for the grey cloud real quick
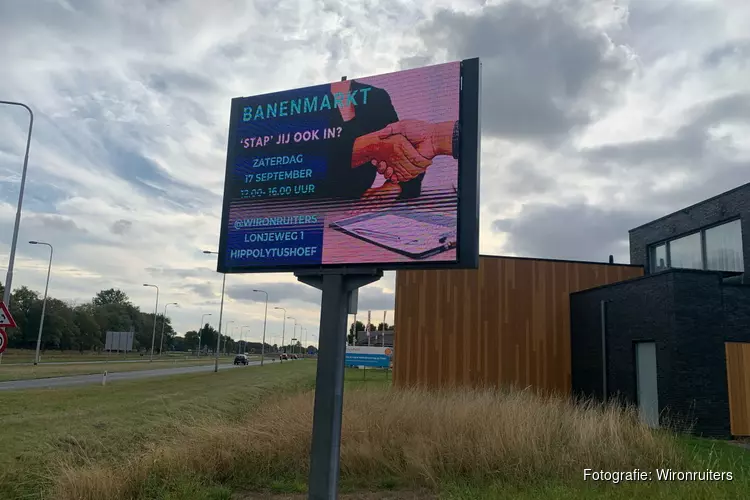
[145,266,215,280]
[111,219,132,235]
[629,159,750,218]
[143,68,216,95]
[492,202,652,263]
[29,213,85,233]
[626,1,727,64]
[406,1,634,144]
[226,280,395,312]
[503,160,558,197]
[399,55,436,70]
[227,282,321,306]
[356,286,394,312]
[703,40,750,68]
[583,93,750,168]
[185,282,215,299]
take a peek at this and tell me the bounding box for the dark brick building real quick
[629,182,748,281]
[571,183,750,438]
[571,270,750,437]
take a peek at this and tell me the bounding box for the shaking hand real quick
[351,131,432,183]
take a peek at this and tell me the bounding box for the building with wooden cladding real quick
[392,255,643,394]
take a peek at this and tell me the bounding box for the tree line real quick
[347,320,394,345]
[0,283,318,355]
[0,284,182,353]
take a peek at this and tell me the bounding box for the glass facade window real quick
[705,219,744,272]
[648,219,744,273]
[650,244,668,271]
[668,232,703,269]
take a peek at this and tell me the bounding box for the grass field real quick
[1,365,748,499]
[0,360,317,499]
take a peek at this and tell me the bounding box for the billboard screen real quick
[105,331,134,352]
[217,59,480,273]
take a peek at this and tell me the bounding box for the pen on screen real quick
[439,231,457,249]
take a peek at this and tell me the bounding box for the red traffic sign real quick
[0,328,7,354]
[0,302,16,328]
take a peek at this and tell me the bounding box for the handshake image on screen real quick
[350,119,459,200]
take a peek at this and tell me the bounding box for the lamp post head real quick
[202,250,216,254]
[29,240,38,245]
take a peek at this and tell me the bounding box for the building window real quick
[705,219,744,272]
[669,232,703,269]
[648,219,744,273]
[651,243,668,271]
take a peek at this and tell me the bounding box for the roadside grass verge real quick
[0,358,222,381]
[50,367,749,500]
[0,348,191,364]
[0,361,317,499]
[0,348,268,365]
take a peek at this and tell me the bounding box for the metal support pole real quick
[254,289,268,366]
[0,101,34,308]
[30,242,52,365]
[600,300,608,403]
[275,307,287,362]
[143,284,159,362]
[296,269,382,500]
[197,313,211,356]
[215,273,227,372]
[160,302,178,358]
[382,311,386,347]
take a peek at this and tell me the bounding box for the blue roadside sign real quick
[345,347,393,368]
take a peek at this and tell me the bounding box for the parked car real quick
[234,354,249,365]
[292,354,298,360]
[279,353,288,360]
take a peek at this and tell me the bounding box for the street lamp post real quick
[303,328,308,358]
[240,325,250,354]
[224,320,235,357]
[274,307,286,362]
[288,317,298,356]
[160,302,178,357]
[214,272,226,372]
[1,101,34,308]
[143,284,159,362]
[253,289,268,366]
[28,241,52,365]
[202,250,226,373]
[197,313,212,355]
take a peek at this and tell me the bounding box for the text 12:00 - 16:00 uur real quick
[240,184,316,199]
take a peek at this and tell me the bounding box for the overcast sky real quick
[0,0,748,341]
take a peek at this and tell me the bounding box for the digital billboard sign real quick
[217,59,480,273]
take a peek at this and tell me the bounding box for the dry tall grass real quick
[51,386,687,499]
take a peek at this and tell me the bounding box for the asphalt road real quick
[7,356,264,366]
[0,361,260,391]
